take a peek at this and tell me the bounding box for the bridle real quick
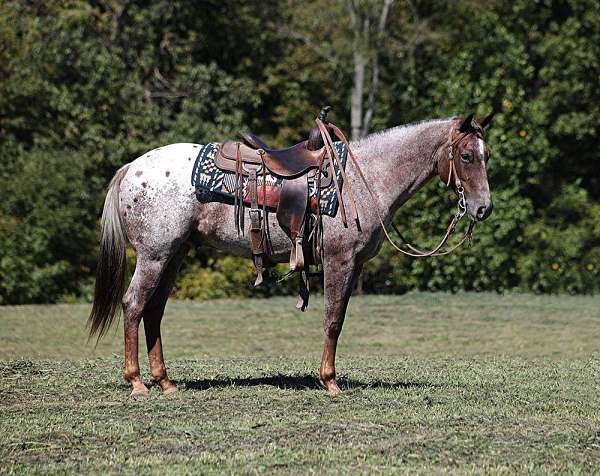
[387,128,478,257]
[444,129,472,221]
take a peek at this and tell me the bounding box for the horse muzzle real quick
[468,199,493,222]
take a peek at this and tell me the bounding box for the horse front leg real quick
[319,255,362,395]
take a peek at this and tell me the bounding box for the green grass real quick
[1,293,600,474]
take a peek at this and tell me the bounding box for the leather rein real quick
[319,119,475,258]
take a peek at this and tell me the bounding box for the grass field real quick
[1,293,600,474]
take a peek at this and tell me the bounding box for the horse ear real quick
[458,113,475,132]
[479,111,495,129]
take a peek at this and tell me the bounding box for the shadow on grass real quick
[175,374,435,391]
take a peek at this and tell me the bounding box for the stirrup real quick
[253,255,264,286]
[296,268,310,311]
[289,237,305,271]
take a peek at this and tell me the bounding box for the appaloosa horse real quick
[89,113,493,397]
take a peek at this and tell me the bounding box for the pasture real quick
[1,293,600,474]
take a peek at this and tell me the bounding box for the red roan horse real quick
[88,113,493,397]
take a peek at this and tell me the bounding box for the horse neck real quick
[347,119,454,226]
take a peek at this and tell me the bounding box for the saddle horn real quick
[318,105,332,122]
[308,106,333,151]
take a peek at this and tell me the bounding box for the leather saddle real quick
[215,137,327,178]
[212,107,347,311]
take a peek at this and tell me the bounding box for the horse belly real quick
[194,201,292,263]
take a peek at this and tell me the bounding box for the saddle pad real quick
[191,142,348,217]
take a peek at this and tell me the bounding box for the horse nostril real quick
[476,202,493,220]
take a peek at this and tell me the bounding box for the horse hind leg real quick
[122,255,170,398]
[142,244,189,394]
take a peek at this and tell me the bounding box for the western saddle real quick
[213,107,357,310]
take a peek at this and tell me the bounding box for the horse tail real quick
[88,164,130,341]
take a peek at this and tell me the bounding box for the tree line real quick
[1,0,599,304]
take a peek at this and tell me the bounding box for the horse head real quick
[438,112,494,222]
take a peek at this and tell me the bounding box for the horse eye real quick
[460,152,473,163]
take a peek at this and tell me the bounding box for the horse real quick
[88,113,494,397]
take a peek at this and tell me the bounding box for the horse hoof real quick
[320,378,342,396]
[163,385,178,395]
[327,384,342,396]
[129,387,150,399]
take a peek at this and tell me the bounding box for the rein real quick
[320,119,475,258]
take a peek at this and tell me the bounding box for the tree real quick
[347,0,394,139]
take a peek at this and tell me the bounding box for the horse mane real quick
[353,117,457,149]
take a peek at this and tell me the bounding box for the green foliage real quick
[174,257,254,301]
[0,0,278,303]
[517,185,600,294]
[0,149,96,303]
[174,255,298,301]
[0,0,598,302]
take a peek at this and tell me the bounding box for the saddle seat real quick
[218,139,326,179]
[238,131,332,188]
[217,137,326,178]
[239,131,328,178]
